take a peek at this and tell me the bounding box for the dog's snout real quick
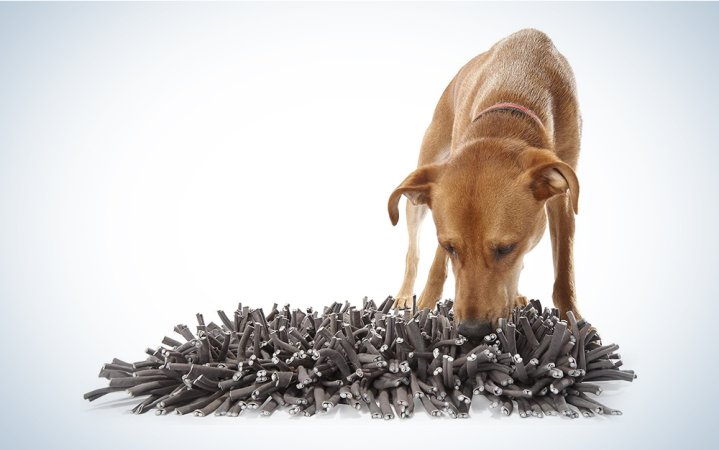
[457,319,494,340]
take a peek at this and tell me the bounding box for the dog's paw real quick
[392,294,414,311]
[416,294,439,312]
[415,298,431,311]
[561,307,583,322]
[514,294,529,308]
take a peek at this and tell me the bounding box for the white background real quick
[1,2,718,449]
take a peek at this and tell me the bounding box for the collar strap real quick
[473,102,545,132]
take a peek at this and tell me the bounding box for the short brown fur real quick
[388,29,582,325]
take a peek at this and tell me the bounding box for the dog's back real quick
[448,29,580,155]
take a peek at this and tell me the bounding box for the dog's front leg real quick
[393,202,428,309]
[417,244,449,310]
[546,194,580,319]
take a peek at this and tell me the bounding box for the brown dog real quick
[388,29,581,339]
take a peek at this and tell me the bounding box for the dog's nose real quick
[457,319,494,340]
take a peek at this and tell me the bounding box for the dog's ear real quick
[529,161,580,214]
[388,164,441,226]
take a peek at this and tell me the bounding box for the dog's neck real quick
[466,102,553,150]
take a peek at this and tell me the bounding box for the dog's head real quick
[388,139,578,335]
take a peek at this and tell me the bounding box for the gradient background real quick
[1,2,717,449]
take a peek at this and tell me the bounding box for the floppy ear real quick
[388,164,441,226]
[529,161,580,214]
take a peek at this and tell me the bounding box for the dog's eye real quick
[441,242,457,256]
[495,243,516,258]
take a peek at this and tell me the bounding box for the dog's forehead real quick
[433,167,537,235]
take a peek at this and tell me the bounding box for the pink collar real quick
[473,102,545,132]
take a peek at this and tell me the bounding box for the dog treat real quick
[84,297,636,418]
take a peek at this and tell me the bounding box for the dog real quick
[388,29,582,339]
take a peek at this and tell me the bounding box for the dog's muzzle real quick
[457,319,494,340]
